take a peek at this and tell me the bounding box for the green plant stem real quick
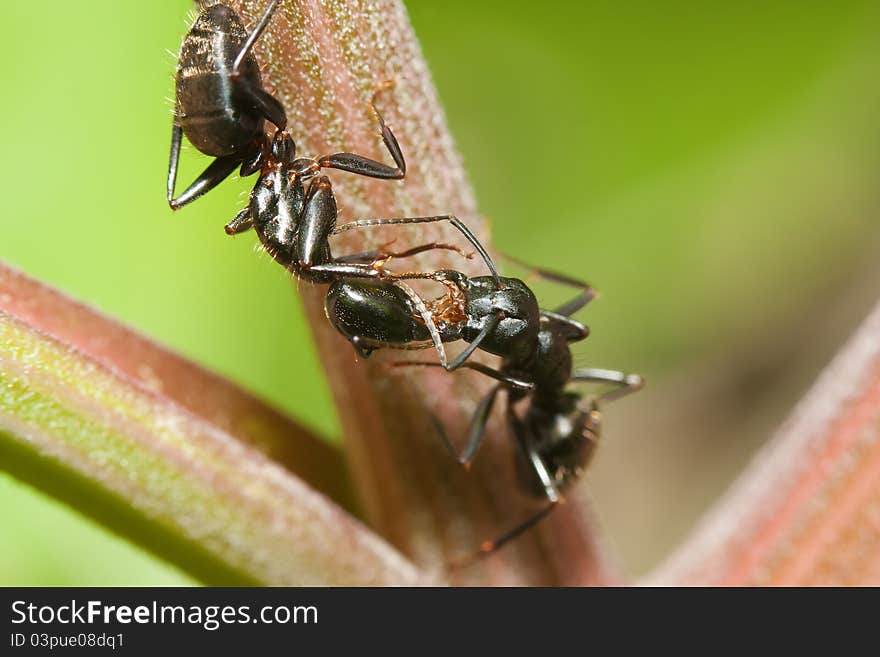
[0,302,420,586]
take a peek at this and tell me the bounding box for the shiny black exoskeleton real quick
[325,265,642,554]
[325,280,434,347]
[326,272,532,362]
[223,126,500,290]
[168,0,288,210]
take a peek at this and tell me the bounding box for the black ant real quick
[324,264,643,556]
[167,0,410,211]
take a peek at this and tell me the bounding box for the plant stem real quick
[649,297,880,586]
[235,0,617,585]
[0,263,353,511]
[0,297,420,586]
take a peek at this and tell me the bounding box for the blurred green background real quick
[2,0,879,584]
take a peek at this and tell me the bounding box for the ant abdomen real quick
[176,4,265,156]
[325,280,434,349]
[168,0,287,210]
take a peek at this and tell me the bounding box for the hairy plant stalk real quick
[649,297,880,586]
[0,264,418,585]
[232,0,616,584]
[0,263,352,509]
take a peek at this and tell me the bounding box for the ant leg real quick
[497,253,593,340]
[232,0,280,73]
[445,311,504,371]
[318,150,403,180]
[401,305,505,373]
[302,261,388,279]
[426,413,462,462]
[423,383,502,467]
[374,310,505,373]
[306,259,464,285]
[395,360,533,391]
[368,82,406,174]
[389,281,450,368]
[236,78,288,130]
[335,242,471,264]
[297,180,468,273]
[478,504,557,557]
[167,123,183,206]
[239,147,265,177]
[348,336,438,358]
[477,502,557,558]
[476,409,561,557]
[571,367,644,403]
[167,140,242,211]
[349,336,377,359]
[224,207,254,235]
[332,215,500,285]
[554,288,596,318]
[317,84,406,179]
[540,310,589,342]
[297,177,337,271]
[499,252,597,317]
[230,0,287,129]
[460,383,503,466]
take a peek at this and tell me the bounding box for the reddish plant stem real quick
[650,298,880,586]
[0,262,353,510]
[232,0,617,584]
[0,300,421,585]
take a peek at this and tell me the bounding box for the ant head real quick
[269,130,296,165]
[461,277,540,360]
